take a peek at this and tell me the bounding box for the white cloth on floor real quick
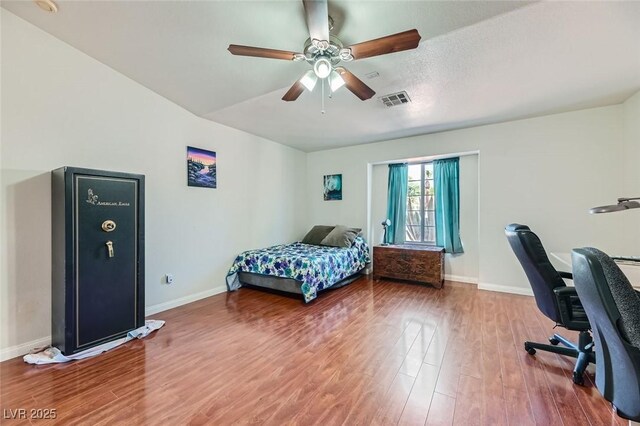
[23,320,165,365]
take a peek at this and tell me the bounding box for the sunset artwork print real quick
[187,146,217,189]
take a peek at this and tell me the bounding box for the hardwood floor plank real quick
[452,374,482,426]
[398,362,439,425]
[426,392,456,426]
[399,355,424,379]
[372,372,416,425]
[341,354,406,425]
[496,294,536,426]
[504,386,536,426]
[0,277,623,425]
[507,298,564,426]
[478,291,508,426]
[434,362,461,399]
[423,309,455,367]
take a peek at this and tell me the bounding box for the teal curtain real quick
[385,163,408,244]
[434,158,464,253]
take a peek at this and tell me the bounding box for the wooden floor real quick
[0,277,625,425]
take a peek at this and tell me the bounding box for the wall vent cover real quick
[380,91,411,107]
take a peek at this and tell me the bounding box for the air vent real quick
[380,91,411,107]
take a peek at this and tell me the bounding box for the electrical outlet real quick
[165,274,174,284]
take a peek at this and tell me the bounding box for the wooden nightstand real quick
[373,244,444,288]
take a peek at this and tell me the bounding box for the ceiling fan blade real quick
[347,29,421,60]
[336,68,375,101]
[228,44,298,61]
[282,80,305,102]
[303,0,330,41]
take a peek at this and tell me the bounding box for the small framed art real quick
[323,174,342,201]
[187,146,217,189]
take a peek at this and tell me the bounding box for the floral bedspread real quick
[226,237,370,302]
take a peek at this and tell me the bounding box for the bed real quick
[226,236,370,302]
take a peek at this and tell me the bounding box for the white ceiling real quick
[3,1,640,152]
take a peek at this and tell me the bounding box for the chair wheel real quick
[573,371,584,386]
[549,337,560,345]
[524,344,536,355]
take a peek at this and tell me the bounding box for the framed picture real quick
[187,146,217,189]
[323,174,342,201]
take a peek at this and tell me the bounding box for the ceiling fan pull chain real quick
[321,79,325,114]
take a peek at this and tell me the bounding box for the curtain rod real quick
[369,150,479,166]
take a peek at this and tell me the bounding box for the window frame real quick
[405,162,436,245]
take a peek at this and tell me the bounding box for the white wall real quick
[622,90,640,188]
[306,104,631,295]
[370,155,479,283]
[0,11,307,359]
[621,91,640,251]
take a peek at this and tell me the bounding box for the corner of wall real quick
[620,89,640,255]
[0,12,312,359]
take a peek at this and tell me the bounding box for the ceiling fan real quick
[227,0,421,104]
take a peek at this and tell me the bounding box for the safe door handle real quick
[106,241,114,258]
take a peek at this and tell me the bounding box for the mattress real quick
[226,236,370,302]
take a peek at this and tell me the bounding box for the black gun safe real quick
[52,167,145,355]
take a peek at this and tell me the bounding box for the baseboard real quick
[478,282,534,296]
[0,285,228,362]
[0,336,51,362]
[444,274,478,284]
[145,285,227,316]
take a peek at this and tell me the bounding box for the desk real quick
[550,252,640,289]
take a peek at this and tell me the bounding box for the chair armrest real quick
[553,286,590,331]
[558,271,573,280]
[554,286,578,297]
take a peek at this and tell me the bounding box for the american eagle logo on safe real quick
[86,188,99,204]
[85,189,130,207]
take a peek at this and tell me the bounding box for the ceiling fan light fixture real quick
[313,57,332,79]
[339,48,354,62]
[300,70,318,91]
[312,39,330,51]
[35,0,57,13]
[328,70,345,92]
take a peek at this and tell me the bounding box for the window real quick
[406,162,436,244]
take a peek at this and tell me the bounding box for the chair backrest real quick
[504,224,566,322]
[572,248,640,421]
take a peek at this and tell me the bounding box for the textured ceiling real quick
[3,1,640,152]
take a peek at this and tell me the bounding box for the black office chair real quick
[572,248,640,422]
[505,224,594,385]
